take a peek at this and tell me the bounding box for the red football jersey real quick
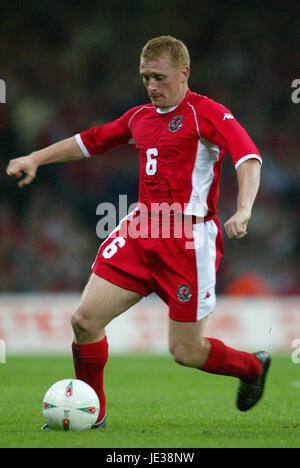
[75,90,261,218]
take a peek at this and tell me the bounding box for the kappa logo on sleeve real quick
[223,113,234,121]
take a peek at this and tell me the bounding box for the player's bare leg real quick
[71,273,143,427]
[71,273,143,344]
[168,316,270,411]
[168,316,211,368]
[42,275,142,431]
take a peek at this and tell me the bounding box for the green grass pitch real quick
[0,353,299,448]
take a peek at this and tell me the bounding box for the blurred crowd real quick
[0,1,299,294]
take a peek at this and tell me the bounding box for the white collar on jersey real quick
[155,105,178,114]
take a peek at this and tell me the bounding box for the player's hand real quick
[6,155,38,188]
[224,207,251,239]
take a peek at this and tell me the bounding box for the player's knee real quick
[170,343,194,367]
[170,340,208,368]
[71,305,95,339]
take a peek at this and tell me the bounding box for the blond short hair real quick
[140,35,190,68]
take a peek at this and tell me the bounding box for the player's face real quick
[140,55,189,108]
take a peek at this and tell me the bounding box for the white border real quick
[235,154,262,170]
[75,133,91,158]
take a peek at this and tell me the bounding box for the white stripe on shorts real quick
[193,220,218,321]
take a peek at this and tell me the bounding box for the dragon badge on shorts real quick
[177,285,192,302]
[168,115,184,132]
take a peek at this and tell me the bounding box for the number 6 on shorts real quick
[102,236,126,259]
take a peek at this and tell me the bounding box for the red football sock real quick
[201,337,262,383]
[72,337,108,422]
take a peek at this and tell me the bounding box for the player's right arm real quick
[6,105,140,188]
[6,136,84,187]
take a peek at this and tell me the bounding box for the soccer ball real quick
[42,379,100,431]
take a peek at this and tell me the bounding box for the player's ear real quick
[181,65,190,82]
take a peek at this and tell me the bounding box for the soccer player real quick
[6,36,271,429]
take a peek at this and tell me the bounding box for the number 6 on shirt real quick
[145,148,158,176]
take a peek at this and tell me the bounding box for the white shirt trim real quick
[235,154,262,170]
[156,105,178,114]
[187,101,201,137]
[75,133,91,158]
[128,106,154,129]
[184,138,220,217]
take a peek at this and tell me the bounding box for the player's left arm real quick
[196,99,262,240]
[224,158,261,239]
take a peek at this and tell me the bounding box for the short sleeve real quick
[196,99,262,169]
[75,106,142,157]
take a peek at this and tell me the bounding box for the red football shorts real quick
[92,210,224,322]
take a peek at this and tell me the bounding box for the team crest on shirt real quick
[177,285,192,302]
[168,115,184,132]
